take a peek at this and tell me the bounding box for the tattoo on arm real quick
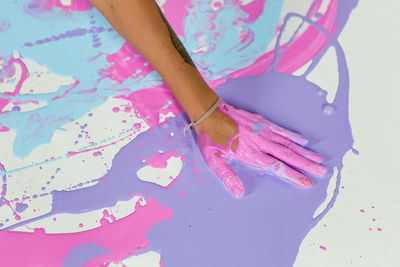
[155,3,196,67]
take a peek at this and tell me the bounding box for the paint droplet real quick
[112,107,120,113]
[319,246,326,251]
[377,228,382,231]
[360,209,365,213]
[322,104,335,115]
[12,106,21,112]
[79,223,83,228]
[93,151,102,157]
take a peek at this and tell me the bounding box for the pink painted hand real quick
[194,99,327,198]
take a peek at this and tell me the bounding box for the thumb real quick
[205,152,245,198]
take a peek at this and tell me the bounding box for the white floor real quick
[295,1,400,266]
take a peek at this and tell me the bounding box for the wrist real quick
[183,95,221,135]
[186,89,220,122]
[193,100,225,133]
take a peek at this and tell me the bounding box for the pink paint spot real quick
[372,218,376,221]
[93,151,102,157]
[179,192,186,197]
[377,228,382,231]
[319,245,327,251]
[360,209,365,213]
[238,0,266,23]
[215,1,222,7]
[45,0,93,12]
[0,123,10,132]
[0,97,10,113]
[79,223,83,228]
[147,152,180,169]
[112,107,120,113]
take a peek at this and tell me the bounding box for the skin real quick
[89,0,327,198]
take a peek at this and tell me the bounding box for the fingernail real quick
[302,177,312,187]
[231,185,244,198]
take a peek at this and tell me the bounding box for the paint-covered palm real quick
[194,99,327,198]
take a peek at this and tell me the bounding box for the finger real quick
[206,153,245,198]
[268,123,308,146]
[268,160,314,188]
[268,133,323,163]
[260,141,327,177]
[237,150,311,188]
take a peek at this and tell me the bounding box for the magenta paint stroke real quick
[0,197,172,266]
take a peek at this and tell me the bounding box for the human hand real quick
[194,99,327,198]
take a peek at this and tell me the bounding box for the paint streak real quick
[0,197,172,267]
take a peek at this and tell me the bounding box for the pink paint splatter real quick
[45,0,93,12]
[117,86,184,130]
[147,152,181,169]
[0,197,172,266]
[93,151,102,157]
[100,42,155,84]
[319,245,327,251]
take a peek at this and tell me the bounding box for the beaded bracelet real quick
[183,97,222,136]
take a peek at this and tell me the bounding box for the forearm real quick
[89,0,219,122]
